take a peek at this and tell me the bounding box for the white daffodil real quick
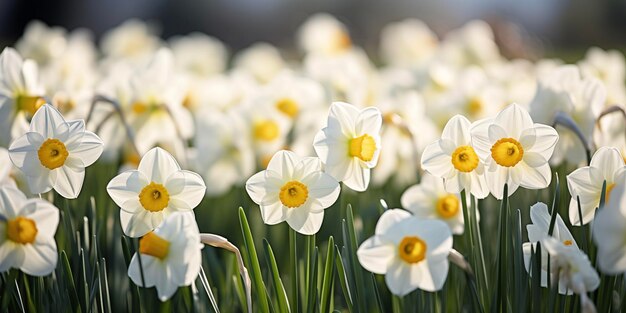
[541,237,599,310]
[470,103,559,199]
[127,211,203,301]
[567,147,626,225]
[194,109,255,196]
[401,173,465,235]
[578,47,626,106]
[245,150,340,235]
[107,147,206,237]
[15,20,67,65]
[357,209,453,296]
[297,13,352,56]
[0,185,59,276]
[233,43,286,84]
[8,104,103,198]
[314,102,382,192]
[529,65,606,165]
[101,19,161,61]
[379,18,438,67]
[522,202,578,294]
[593,178,626,274]
[0,47,46,147]
[439,20,501,68]
[0,148,17,187]
[441,67,505,121]
[422,115,489,199]
[170,32,227,78]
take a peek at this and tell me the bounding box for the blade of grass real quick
[238,207,270,313]
[262,239,291,313]
[320,236,336,313]
[335,247,354,313]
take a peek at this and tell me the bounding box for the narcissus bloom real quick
[313,102,382,192]
[8,104,103,198]
[245,150,340,235]
[567,147,625,225]
[357,209,452,296]
[107,147,206,237]
[522,202,578,294]
[593,178,626,274]
[0,185,59,276]
[470,103,559,199]
[401,174,465,235]
[421,115,489,199]
[127,212,203,301]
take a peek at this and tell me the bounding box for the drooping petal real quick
[165,170,206,210]
[138,147,180,184]
[357,235,396,274]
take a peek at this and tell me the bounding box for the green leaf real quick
[320,236,336,313]
[262,239,291,313]
[334,247,354,313]
[238,207,270,313]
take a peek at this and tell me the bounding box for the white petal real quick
[259,201,288,225]
[400,184,434,216]
[30,104,67,139]
[293,157,323,179]
[312,129,330,162]
[165,170,206,210]
[52,165,85,199]
[342,160,370,192]
[68,131,103,167]
[355,107,382,137]
[0,242,23,272]
[488,124,508,143]
[25,171,53,195]
[0,185,28,217]
[385,260,417,296]
[527,124,559,161]
[375,209,412,236]
[21,199,59,237]
[245,171,282,206]
[418,258,449,292]
[590,147,625,181]
[493,103,533,139]
[421,142,454,179]
[286,206,324,235]
[107,170,149,213]
[7,132,42,175]
[519,162,552,190]
[327,102,359,137]
[120,210,161,238]
[0,47,25,93]
[523,152,548,168]
[441,115,471,147]
[357,235,395,274]
[20,236,57,276]
[302,172,340,208]
[468,171,490,199]
[138,147,181,184]
[266,150,299,179]
[486,165,519,199]
[128,253,159,288]
[410,218,453,259]
[469,118,494,160]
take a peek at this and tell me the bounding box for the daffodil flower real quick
[470,103,559,199]
[400,173,465,235]
[593,178,626,274]
[313,101,382,192]
[357,209,453,296]
[8,104,104,198]
[245,150,340,235]
[522,202,578,294]
[107,147,206,237]
[127,211,203,301]
[0,185,59,276]
[567,147,626,225]
[421,114,489,199]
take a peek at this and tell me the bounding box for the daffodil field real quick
[2,13,626,313]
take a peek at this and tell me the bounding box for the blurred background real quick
[2,0,626,58]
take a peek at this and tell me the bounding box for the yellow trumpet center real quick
[279,181,309,208]
[451,145,479,172]
[333,30,352,53]
[6,216,38,244]
[138,182,170,212]
[467,97,483,116]
[398,236,427,264]
[139,231,170,260]
[254,120,280,141]
[131,101,148,114]
[606,183,616,204]
[436,194,460,219]
[38,138,69,170]
[16,95,46,117]
[275,98,299,118]
[491,138,524,167]
[563,240,573,246]
[349,134,376,162]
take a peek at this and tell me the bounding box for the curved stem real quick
[86,95,140,156]
[552,111,592,165]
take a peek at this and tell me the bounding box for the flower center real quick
[138,182,170,212]
[606,183,616,204]
[253,120,280,141]
[16,95,45,117]
[6,216,38,244]
[563,240,573,246]
[333,30,352,52]
[131,101,148,114]
[451,145,479,172]
[139,231,170,260]
[467,97,482,116]
[491,138,524,167]
[279,181,309,208]
[38,138,69,170]
[436,194,460,219]
[398,236,427,264]
[275,98,299,118]
[349,134,376,162]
